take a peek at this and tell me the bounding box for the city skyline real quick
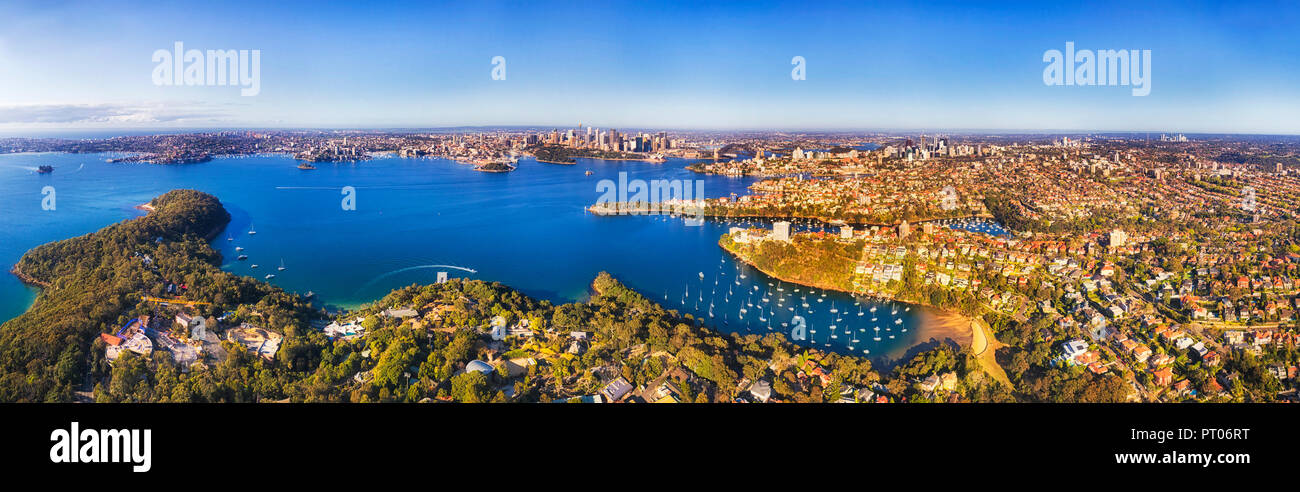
[1,0,1298,134]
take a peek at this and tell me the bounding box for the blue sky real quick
[1,0,1298,133]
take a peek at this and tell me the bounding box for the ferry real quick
[297,162,317,170]
[36,165,54,174]
[264,274,276,280]
[237,254,248,260]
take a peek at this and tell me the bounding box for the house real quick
[939,372,958,392]
[1152,367,1174,386]
[1201,350,1221,367]
[1088,361,1109,374]
[1132,344,1152,363]
[855,387,876,403]
[1268,365,1290,382]
[600,377,633,402]
[749,379,773,403]
[1224,330,1246,345]
[1190,341,1209,357]
[1253,331,1273,346]
[1062,339,1089,363]
[324,317,366,340]
[918,375,941,392]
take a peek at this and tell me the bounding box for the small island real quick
[474,160,517,173]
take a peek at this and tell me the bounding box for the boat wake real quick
[355,264,478,295]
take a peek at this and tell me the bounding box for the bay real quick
[0,150,942,365]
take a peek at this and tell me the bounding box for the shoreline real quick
[719,239,976,355]
[8,265,50,289]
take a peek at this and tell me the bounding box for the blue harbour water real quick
[0,151,943,363]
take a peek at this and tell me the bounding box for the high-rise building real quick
[898,220,910,240]
[772,221,791,242]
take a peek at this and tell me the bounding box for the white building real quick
[772,221,791,242]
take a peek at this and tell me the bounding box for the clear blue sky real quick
[1,0,1297,133]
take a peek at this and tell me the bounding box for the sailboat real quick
[248,224,257,235]
[277,258,286,271]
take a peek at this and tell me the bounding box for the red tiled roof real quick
[101,333,123,346]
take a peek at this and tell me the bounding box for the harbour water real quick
[1,150,947,363]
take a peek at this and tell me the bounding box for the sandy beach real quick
[916,308,975,347]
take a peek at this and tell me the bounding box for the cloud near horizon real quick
[0,103,225,125]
